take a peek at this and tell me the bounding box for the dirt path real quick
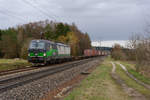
[111,62,147,100]
[64,60,131,100]
[117,62,150,90]
[111,61,116,73]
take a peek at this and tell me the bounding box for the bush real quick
[111,44,126,60]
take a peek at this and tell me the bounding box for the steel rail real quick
[0,57,98,93]
[0,67,38,76]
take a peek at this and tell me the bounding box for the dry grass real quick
[119,61,150,85]
[115,63,150,98]
[64,58,131,100]
[0,59,31,71]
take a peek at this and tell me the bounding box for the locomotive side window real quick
[52,44,55,49]
[50,44,52,49]
[46,43,50,51]
[53,44,57,49]
[59,45,61,50]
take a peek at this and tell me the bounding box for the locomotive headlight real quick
[44,53,46,56]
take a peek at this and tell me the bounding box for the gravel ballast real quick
[0,58,102,100]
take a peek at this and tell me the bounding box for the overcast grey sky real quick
[0,0,150,41]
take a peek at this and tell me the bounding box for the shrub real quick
[111,44,126,60]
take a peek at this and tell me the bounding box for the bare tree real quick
[127,33,150,72]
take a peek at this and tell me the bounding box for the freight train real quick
[28,39,107,65]
[84,49,108,57]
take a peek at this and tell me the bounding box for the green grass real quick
[119,61,150,85]
[106,55,114,61]
[115,63,150,98]
[64,59,130,100]
[0,59,31,71]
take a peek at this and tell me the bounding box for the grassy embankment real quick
[64,58,131,100]
[115,61,150,98]
[0,59,31,71]
[119,61,150,85]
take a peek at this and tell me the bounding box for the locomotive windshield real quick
[29,41,45,49]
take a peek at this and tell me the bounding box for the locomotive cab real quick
[28,39,71,65]
[28,40,47,64]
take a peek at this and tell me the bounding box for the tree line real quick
[0,20,91,59]
[111,33,150,75]
[126,34,150,72]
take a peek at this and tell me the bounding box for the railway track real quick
[0,59,81,76]
[0,57,99,93]
[0,67,37,76]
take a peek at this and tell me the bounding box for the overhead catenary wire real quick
[30,0,72,23]
[0,0,72,27]
[0,9,26,21]
[22,0,56,21]
[30,0,65,22]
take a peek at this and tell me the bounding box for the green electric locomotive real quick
[28,40,71,64]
